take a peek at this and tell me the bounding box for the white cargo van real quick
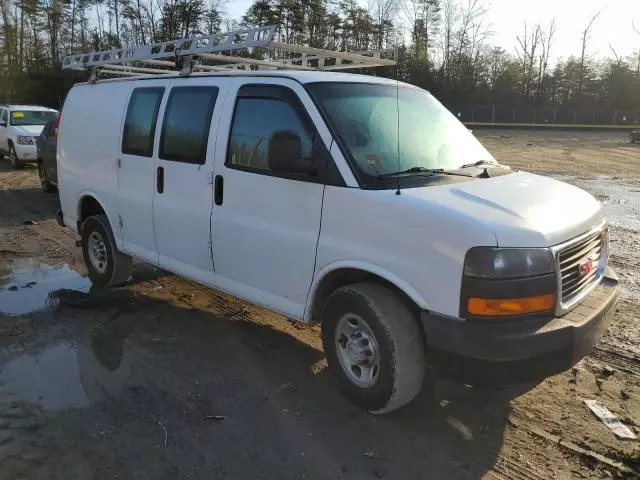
[57,68,619,413]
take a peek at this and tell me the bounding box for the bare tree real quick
[633,20,640,76]
[579,9,603,92]
[439,0,458,79]
[516,21,542,97]
[537,18,555,91]
[402,0,440,63]
[369,0,400,49]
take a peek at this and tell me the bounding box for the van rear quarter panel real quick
[58,82,132,232]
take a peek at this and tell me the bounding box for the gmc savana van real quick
[57,71,619,413]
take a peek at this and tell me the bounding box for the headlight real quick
[464,247,555,279]
[16,135,34,145]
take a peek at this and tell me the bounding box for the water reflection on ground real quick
[0,259,91,315]
[0,325,132,411]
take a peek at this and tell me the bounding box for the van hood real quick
[403,171,603,247]
[13,125,44,136]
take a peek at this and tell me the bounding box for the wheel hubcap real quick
[335,314,380,388]
[88,231,108,274]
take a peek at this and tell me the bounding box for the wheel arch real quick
[76,192,117,239]
[305,261,429,324]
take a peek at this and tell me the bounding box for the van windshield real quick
[307,82,496,186]
[11,110,57,127]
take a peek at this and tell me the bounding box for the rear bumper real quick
[421,268,619,386]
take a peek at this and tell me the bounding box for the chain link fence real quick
[449,106,640,126]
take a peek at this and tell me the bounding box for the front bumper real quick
[14,143,37,161]
[421,267,619,386]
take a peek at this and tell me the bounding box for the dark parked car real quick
[631,129,640,144]
[36,115,59,193]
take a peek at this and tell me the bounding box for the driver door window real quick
[227,97,314,174]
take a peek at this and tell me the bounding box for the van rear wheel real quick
[81,214,132,288]
[321,282,426,414]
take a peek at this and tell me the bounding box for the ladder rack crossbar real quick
[62,25,397,78]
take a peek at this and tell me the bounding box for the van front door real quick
[152,79,224,278]
[117,84,165,262]
[210,80,336,318]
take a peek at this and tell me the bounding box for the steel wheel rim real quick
[335,313,381,388]
[88,231,108,274]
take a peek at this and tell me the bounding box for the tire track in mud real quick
[489,455,548,480]
[588,346,640,376]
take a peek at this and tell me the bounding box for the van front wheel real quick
[82,214,132,288]
[321,282,426,414]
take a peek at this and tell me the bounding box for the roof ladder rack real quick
[62,25,397,79]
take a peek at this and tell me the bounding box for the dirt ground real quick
[0,130,638,479]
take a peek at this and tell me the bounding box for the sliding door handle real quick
[214,175,223,205]
[157,166,164,193]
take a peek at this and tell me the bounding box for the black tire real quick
[81,214,132,289]
[8,143,23,169]
[38,160,56,193]
[321,282,426,414]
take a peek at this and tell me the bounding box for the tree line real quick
[0,0,639,113]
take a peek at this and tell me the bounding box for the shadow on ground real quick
[0,289,514,480]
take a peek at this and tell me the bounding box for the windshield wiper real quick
[458,160,497,169]
[377,167,440,179]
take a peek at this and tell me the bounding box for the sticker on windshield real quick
[11,112,24,119]
[365,154,383,168]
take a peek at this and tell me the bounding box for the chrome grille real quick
[557,226,607,308]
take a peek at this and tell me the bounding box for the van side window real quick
[159,86,218,165]
[227,92,314,174]
[122,87,164,157]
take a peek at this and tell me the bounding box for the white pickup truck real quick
[57,71,619,413]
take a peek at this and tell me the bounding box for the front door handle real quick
[214,175,223,205]
[157,166,164,193]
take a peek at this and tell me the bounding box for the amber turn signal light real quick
[467,294,555,316]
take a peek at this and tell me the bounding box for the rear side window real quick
[159,86,218,164]
[122,87,164,157]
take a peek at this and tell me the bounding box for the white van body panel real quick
[152,77,229,276]
[402,171,603,248]
[58,71,606,324]
[210,77,325,308]
[58,82,131,234]
[314,186,497,318]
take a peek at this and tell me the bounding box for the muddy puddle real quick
[0,259,91,316]
[0,326,133,411]
[550,174,640,232]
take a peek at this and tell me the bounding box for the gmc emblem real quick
[578,258,594,278]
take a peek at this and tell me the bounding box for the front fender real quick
[304,260,430,322]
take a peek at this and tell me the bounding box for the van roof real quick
[77,70,410,88]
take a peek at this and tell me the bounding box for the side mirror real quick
[268,131,316,175]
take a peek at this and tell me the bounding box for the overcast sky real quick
[224,0,640,64]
